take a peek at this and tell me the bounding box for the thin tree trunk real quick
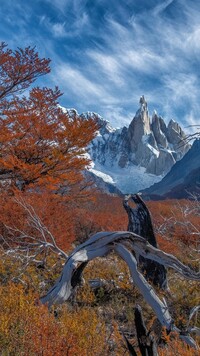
[134,305,158,356]
[123,194,168,290]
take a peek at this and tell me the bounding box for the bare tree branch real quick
[1,197,68,271]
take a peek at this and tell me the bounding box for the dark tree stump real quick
[123,305,158,356]
[123,194,168,290]
[134,305,158,356]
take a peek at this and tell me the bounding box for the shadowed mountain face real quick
[141,139,200,199]
[84,170,123,196]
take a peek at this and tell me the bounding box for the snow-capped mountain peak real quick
[65,97,190,194]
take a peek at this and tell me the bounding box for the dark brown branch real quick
[134,305,158,356]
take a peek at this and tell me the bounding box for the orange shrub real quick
[0,282,110,355]
[158,331,199,356]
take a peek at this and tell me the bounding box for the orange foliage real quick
[0,42,50,103]
[158,331,199,356]
[148,199,200,252]
[73,193,127,245]
[0,194,199,354]
[0,43,98,192]
[0,86,98,191]
[0,283,110,355]
[0,191,77,251]
[0,192,127,254]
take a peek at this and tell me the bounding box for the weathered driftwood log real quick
[40,230,200,349]
[123,194,168,290]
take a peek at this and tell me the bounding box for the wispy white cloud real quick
[184,26,200,55]
[161,73,200,125]
[152,0,175,16]
[52,22,67,38]
[44,0,69,13]
[183,111,200,134]
[163,74,198,101]
[82,1,200,126]
[54,63,119,106]
[39,11,89,39]
[120,48,175,74]
[1,0,200,129]
[87,51,124,86]
[47,0,88,14]
[100,105,133,127]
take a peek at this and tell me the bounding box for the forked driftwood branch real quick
[40,230,200,349]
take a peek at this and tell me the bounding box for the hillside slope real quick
[142,139,200,199]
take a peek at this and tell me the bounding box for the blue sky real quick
[0,0,200,129]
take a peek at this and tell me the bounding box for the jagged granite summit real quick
[65,97,190,194]
[89,96,189,176]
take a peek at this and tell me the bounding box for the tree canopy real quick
[0,43,98,192]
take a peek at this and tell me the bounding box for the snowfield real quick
[89,161,162,194]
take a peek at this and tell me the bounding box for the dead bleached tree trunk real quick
[40,230,200,349]
[123,194,168,290]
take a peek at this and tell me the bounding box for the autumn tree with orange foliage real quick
[0,42,98,192]
[0,42,50,102]
[0,42,100,282]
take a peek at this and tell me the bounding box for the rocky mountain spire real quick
[128,96,151,152]
[151,111,168,148]
[139,95,148,111]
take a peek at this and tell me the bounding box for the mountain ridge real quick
[141,139,200,199]
[65,97,191,194]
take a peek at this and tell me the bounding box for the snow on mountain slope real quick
[89,162,162,194]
